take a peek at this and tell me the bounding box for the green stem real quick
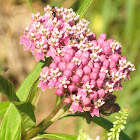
[26,0,35,13]
[23,96,69,140]
[21,121,27,139]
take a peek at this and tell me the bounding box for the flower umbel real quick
[20,5,135,117]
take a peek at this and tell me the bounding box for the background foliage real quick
[0,0,140,139]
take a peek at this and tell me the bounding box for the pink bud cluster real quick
[20,5,135,117]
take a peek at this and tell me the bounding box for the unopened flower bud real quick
[99,55,106,62]
[83,65,91,75]
[112,53,120,62]
[103,59,110,68]
[64,97,71,104]
[67,62,76,71]
[58,62,66,71]
[94,62,100,69]
[82,75,90,84]
[103,46,111,55]
[72,75,80,84]
[92,68,99,73]
[99,33,106,40]
[102,41,110,48]
[64,53,72,62]
[63,69,72,78]
[68,84,76,92]
[49,63,57,70]
[55,89,64,96]
[90,72,98,80]
[98,89,105,98]
[53,56,61,65]
[99,72,106,80]
[97,37,104,46]
[107,39,114,44]
[81,57,89,66]
[97,79,103,88]
[110,61,116,69]
[76,69,84,78]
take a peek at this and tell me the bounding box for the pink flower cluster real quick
[20,5,135,117]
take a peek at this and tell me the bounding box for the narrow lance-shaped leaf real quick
[35,133,78,140]
[76,0,94,18]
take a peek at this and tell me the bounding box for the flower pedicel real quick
[20,5,135,117]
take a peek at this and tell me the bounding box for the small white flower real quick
[105,82,114,93]
[83,82,93,93]
[59,77,70,88]
[72,57,81,65]
[94,98,105,108]
[110,41,122,52]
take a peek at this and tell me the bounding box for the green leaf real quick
[14,101,36,131]
[60,113,132,140]
[35,133,78,140]
[0,75,19,102]
[16,59,49,101]
[0,101,10,118]
[77,0,94,18]
[0,104,21,140]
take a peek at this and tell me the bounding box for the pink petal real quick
[90,106,99,117]
[77,88,87,100]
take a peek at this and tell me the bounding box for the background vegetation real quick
[0,0,140,139]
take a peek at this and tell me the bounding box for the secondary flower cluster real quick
[107,109,128,140]
[20,5,135,117]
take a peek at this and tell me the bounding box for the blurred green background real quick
[0,0,140,139]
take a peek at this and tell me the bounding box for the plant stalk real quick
[26,0,35,13]
[23,96,69,140]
